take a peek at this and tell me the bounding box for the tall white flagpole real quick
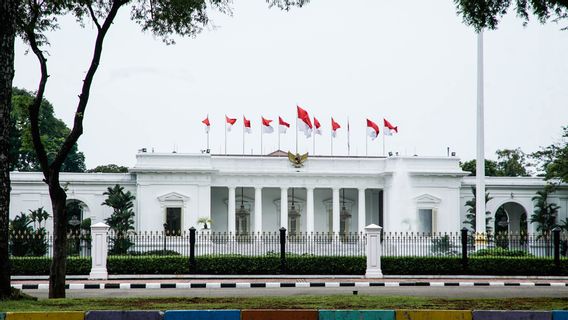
[278,126,281,151]
[382,124,386,156]
[475,31,486,236]
[225,117,227,155]
[295,117,298,154]
[365,132,368,156]
[313,131,316,155]
[347,117,351,156]
[242,116,245,155]
[330,128,333,156]
[260,121,263,155]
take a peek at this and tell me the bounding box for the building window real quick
[165,207,182,235]
[418,208,433,234]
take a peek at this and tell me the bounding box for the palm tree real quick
[463,187,493,234]
[531,186,560,256]
[102,184,136,254]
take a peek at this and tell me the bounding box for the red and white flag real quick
[225,115,237,132]
[383,118,398,136]
[366,119,380,140]
[243,116,252,134]
[279,116,290,134]
[331,118,341,138]
[202,116,210,133]
[297,105,313,138]
[313,117,322,135]
[262,117,274,134]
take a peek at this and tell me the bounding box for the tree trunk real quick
[0,0,16,299]
[48,174,67,298]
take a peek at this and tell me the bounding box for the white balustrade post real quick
[89,222,110,280]
[364,224,383,278]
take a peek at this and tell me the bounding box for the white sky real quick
[12,1,568,169]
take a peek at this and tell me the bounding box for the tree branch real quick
[51,0,125,171]
[86,3,101,31]
[24,2,50,179]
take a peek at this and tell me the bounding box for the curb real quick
[14,281,568,290]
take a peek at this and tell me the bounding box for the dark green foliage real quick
[9,255,568,276]
[531,186,561,238]
[10,257,91,275]
[471,248,532,257]
[533,126,568,184]
[454,0,568,31]
[102,185,136,254]
[9,209,49,257]
[9,88,85,172]
[430,235,459,255]
[87,164,129,173]
[460,159,499,176]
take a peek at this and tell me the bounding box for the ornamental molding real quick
[414,193,441,205]
[157,192,190,208]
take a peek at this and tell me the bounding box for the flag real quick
[243,116,252,134]
[262,117,274,134]
[366,118,380,140]
[331,117,341,138]
[383,118,398,136]
[226,115,237,132]
[202,116,210,133]
[297,105,313,138]
[279,116,290,134]
[314,117,322,135]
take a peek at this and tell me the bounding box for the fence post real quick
[364,224,383,278]
[89,222,110,280]
[189,227,196,274]
[553,227,561,268]
[279,227,286,274]
[461,227,468,271]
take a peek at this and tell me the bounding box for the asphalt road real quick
[25,286,568,299]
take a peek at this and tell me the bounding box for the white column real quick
[332,188,340,233]
[89,222,110,280]
[254,187,263,233]
[228,186,236,233]
[358,188,366,232]
[475,31,486,235]
[280,187,288,228]
[365,224,383,278]
[306,187,315,233]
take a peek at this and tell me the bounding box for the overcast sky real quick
[12,1,568,169]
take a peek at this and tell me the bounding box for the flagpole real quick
[382,125,386,156]
[242,115,245,155]
[296,118,299,154]
[313,131,316,155]
[278,126,281,151]
[207,130,210,152]
[225,119,227,155]
[330,132,333,156]
[365,132,368,156]
[347,117,351,156]
[261,122,263,155]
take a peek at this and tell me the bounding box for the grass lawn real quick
[2,296,568,312]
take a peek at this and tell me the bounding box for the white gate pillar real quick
[365,224,383,278]
[89,222,110,280]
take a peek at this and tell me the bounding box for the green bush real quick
[9,255,568,276]
[471,248,533,257]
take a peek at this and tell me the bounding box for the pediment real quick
[157,192,190,203]
[414,193,441,204]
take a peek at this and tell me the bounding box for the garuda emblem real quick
[288,151,308,168]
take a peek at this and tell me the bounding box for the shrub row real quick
[9,256,568,276]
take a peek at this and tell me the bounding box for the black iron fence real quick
[7,229,91,259]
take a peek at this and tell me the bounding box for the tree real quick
[496,148,530,177]
[10,88,86,172]
[102,185,135,254]
[530,185,560,238]
[454,1,568,31]
[0,0,17,299]
[460,148,530,177]
[87,164,128,173]
[463,187,493,234]
[532,125,568,184]
[460,159,499,176]
[14,0,308,298]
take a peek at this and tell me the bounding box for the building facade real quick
[9,152,568,234]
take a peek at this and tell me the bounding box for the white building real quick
[9,152,568,234]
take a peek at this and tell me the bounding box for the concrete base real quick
[89,268,108,280]
[365,270,383,278]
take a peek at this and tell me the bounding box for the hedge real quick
[9,256,568,276]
